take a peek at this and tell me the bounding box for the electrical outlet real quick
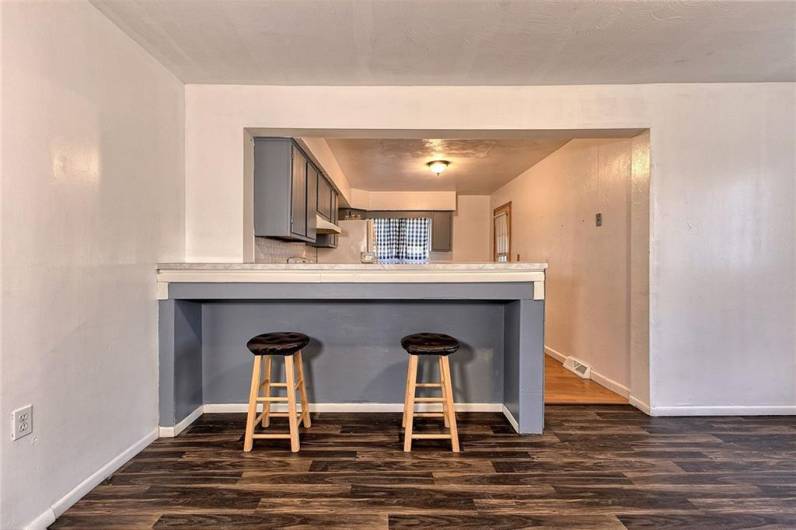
[595,213,603,227]
[11,405,33,441]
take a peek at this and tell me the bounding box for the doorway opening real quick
[486,133,651,407]
[243,127,651,414]
[493,202,512,262]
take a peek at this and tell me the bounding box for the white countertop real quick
[158,262,547,271]
[156,262,547,300]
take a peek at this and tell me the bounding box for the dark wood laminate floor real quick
[53,407,796,529]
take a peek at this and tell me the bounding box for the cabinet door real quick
[329,190,339,247]
[317,175,333,220]
[431,211,452,252]
[306,162,318,241]
[290,147,307,238]
[253,138,293,238]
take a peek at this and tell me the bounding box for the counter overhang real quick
[157,263,547,301]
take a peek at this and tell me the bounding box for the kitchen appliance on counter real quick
[287,256,315,264]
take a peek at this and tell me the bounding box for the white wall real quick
[349,189,456,211]
[1,2,185,528]
[452,195,491,262]
[491,139,633,391]
[629,131,651,409]
[184,83,795,414]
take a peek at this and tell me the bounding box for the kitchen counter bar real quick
[157,263,547,436]
[157,262,547,299]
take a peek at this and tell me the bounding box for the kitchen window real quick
[373,218,431,264]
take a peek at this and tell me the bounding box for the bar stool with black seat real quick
[243,332,311,453]
[401,332,460,453]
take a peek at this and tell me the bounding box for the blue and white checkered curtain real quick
[374,218,431,264]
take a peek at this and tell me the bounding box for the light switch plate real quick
[11,405,32,440]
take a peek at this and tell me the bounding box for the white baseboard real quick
[651,405,796,416]
[546,345,631,397]
[544,345,567,363]
[501,405,519,432]
[24,428,157,530]
[628,395,651,414]
[202,402,503,414]
[545,344,648,416]
[23,510,55,530]
[160,402,504,438]
[158,405,203,438]
[589,369,630,398]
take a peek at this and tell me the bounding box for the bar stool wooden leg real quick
[402,356,414,428]
[261,355,272,428]
[296,351,311,428]
[284,355,300,452]
[243,356,262,452]
[441,356,460,452]
[403,354,419,452]
[438,356,450,428]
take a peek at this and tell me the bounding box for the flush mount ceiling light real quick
[426,160,450,176]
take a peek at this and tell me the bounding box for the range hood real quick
[315,214,342,234]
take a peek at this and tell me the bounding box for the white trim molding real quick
[589,369,630,398]
[158,405,203,438]
[501,405,519,432]
[156,280,169,300]
[160,402,505,439]
[533,280,545,300]
[545,345,637,406]
[24,429,157,530]
[628,396,651,414]
[651,405,796,416]
[201,402,503,414]
[544,345,567,363]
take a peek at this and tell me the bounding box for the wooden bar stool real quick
[243,332,311,453]
[401,332,460,453]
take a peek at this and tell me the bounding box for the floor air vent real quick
[563,357,591,379]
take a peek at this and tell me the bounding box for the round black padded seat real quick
[401,333,460,356]
[246,332,309,356]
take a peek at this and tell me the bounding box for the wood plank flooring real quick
[545,355,628,404]
[52,407,796,529]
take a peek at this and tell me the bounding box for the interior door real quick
[493,202,511,262]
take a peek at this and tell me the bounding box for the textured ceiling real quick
[91,0,795,85]
[326,138,572,193]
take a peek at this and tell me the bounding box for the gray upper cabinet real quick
[306,162,318,241]
[317,175,334,220]
[312,173,340,248]
[290,146,308,238]
[254,138,319,243]
[431,211,452,252]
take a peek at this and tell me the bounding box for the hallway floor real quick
[544,355,628,404]
[52,409,796,529]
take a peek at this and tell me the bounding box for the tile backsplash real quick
[254,237,315,263]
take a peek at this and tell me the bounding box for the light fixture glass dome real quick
[427,160,450,175]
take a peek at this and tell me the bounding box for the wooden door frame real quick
[493,201,512,262]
